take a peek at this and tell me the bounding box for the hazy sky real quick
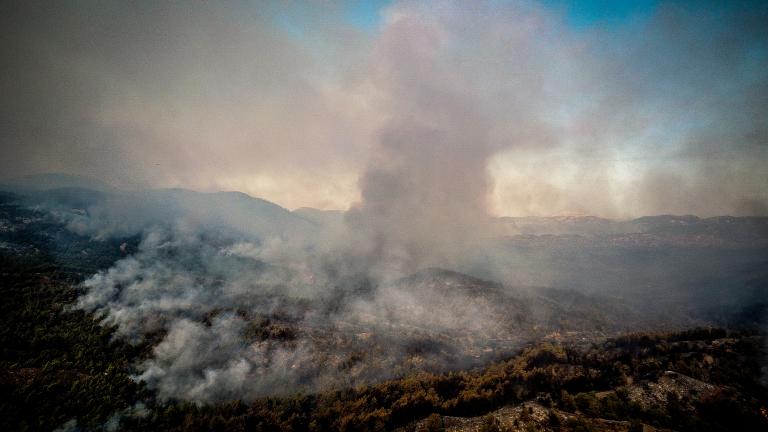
[1,0,766,217]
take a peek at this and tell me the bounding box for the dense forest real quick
[2,247,767,431]
[2,193,767,431]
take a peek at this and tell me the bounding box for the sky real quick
[1,0,766,217]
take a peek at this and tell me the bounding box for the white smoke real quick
[68,0,768,402]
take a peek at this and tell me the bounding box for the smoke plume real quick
[4,0,761,402]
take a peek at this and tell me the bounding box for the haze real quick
[2,3,768,430]
[2,0,766,218]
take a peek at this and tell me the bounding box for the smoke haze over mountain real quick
[1,0,767,409]
[2,0,766,217]
[3,184,753,402]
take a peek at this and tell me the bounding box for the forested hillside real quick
[2,249,766,431]
[1,193,767,431]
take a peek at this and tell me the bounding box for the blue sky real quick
[342,0,663,31]
[540,0,659,27]
[342,0,765,31]
[345,0,392,30]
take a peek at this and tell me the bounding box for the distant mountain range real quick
[2,174,765,331]
[4,173,766,240]
[0,173,114,192]
[0,174,315,240]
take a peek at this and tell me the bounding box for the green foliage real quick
[560,389,576,411]
[574,392,598,416]
[547,410,560,426]
[423,413,443,432]
[0,257,149,431]
[566,417,596,432]
[477,414,501,432]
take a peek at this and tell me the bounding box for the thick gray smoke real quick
[347,9,493,272]
[2,0,765,215]
[16,0,761,402]
[75,220,531,401]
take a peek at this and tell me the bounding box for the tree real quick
[423,413,443,432]
[478,414,501,432]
